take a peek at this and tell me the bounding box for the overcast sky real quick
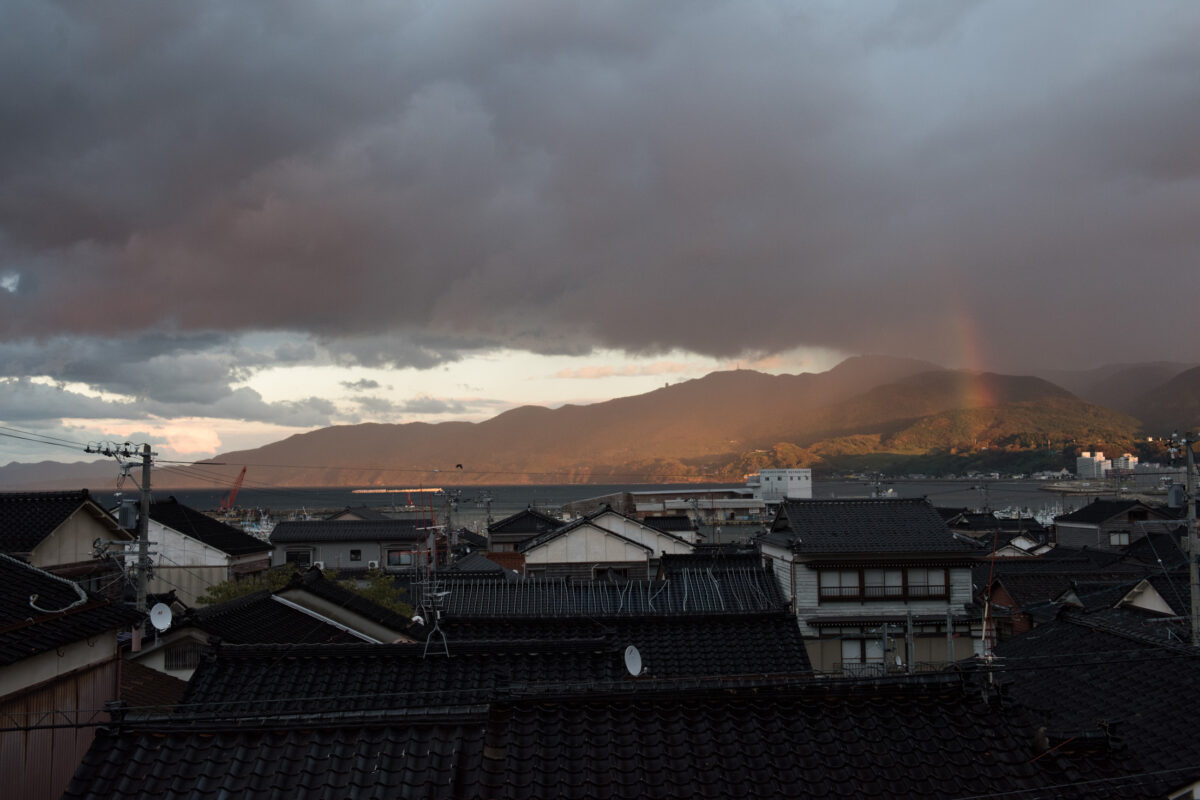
[2,1,1198,463]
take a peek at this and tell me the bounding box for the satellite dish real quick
[149,603,173,631]
[624,644,643,677]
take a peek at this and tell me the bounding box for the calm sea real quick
[90,478,1091,528]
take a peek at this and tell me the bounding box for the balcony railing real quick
[819,584,948,601]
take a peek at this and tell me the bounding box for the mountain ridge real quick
[4,355,1191,490]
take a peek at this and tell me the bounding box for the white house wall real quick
[148,521,231,568]
[525,525,652,565]
[29,508,128,568]
[588,511,697,550]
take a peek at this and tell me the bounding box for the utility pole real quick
[1186,438,1198,647]
[85,440,154,614]
[136,443,152,614]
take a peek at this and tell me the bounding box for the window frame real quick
[818,566,950,602]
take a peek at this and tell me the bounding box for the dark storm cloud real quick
[1,0,1197,373]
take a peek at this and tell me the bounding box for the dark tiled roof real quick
[150,498,270,556]
[179,639,630,716]
[270,518,434,544]
[0,489,118,553]
[1054,499,1153,524]
[285,568,414,631]
[438,613,813,678]
[67,721,487,800]
[952,513,1049,534]
[431,567,784,617]
[69,676,1138,799]
[992,612,1200,795]
[325,505,392,520]
[640,515,695,533]
[771,498,976,555]
[488,507,562,535]
[121,658,188,710]
[659,548,761,575]
[0,554,142,665]
[184,590,363,644]
[456,529,488,549]
[448,551,511,575]
[1123,531,1187,569]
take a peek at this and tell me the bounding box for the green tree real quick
[196,566,297,605]
[197,566,411,617]
[336,569,413,616]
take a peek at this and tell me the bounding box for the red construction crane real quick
[218,466,247,512]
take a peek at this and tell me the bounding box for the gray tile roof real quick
[992,611,1200,796]
[150,498,270,556]
[431,567,784,617]
[68,673,1141,799]
[771,498,977,555]
[0,554,142,665]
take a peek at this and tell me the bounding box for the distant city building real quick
[749,468,814,504]
[1075,451,1112,479]
[1112,453,1139,471]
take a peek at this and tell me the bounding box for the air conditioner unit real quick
[367,560,380,570]
[312,561,325,571]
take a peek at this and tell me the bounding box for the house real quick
[128,568,415,680]
[640,514,699,539]
[324,505,393,521]
[759,498,982,675]
[991,606,1200,797]
[69,644,1140,798]
[486,506,562,553]
[269,517,436,572]
[0,490,133,599]
[977,541,1183,642]
[1053,499,1173,550]
[0,554,141,800]
[144,498,273,605]
[518,506,694,580]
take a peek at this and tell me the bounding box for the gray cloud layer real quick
[1,0,1198,378]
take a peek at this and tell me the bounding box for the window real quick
[863,568,903,599]
[840,638,885,677]
[350,549,362,562]
[1110,532,1130,546]
[165,641,203,671]
[819,567,949,601]
[819,569,860,599]
[386,549,414,567]
[907,567,948,598]
[285,549,311,566]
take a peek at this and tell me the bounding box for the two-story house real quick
[760,498,981,675]
[0,489,133,599]
[269,518,436,573]
[519,506,695,580]
[145,498,273,605]
[1053,499,1174,550]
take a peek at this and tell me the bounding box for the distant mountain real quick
[3,355,1151,490]
[189,355,943,487]
[0,459,116,491]
[178,357,1139,487]
[1032,362,1196,415]
[1133,366,1200,435]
